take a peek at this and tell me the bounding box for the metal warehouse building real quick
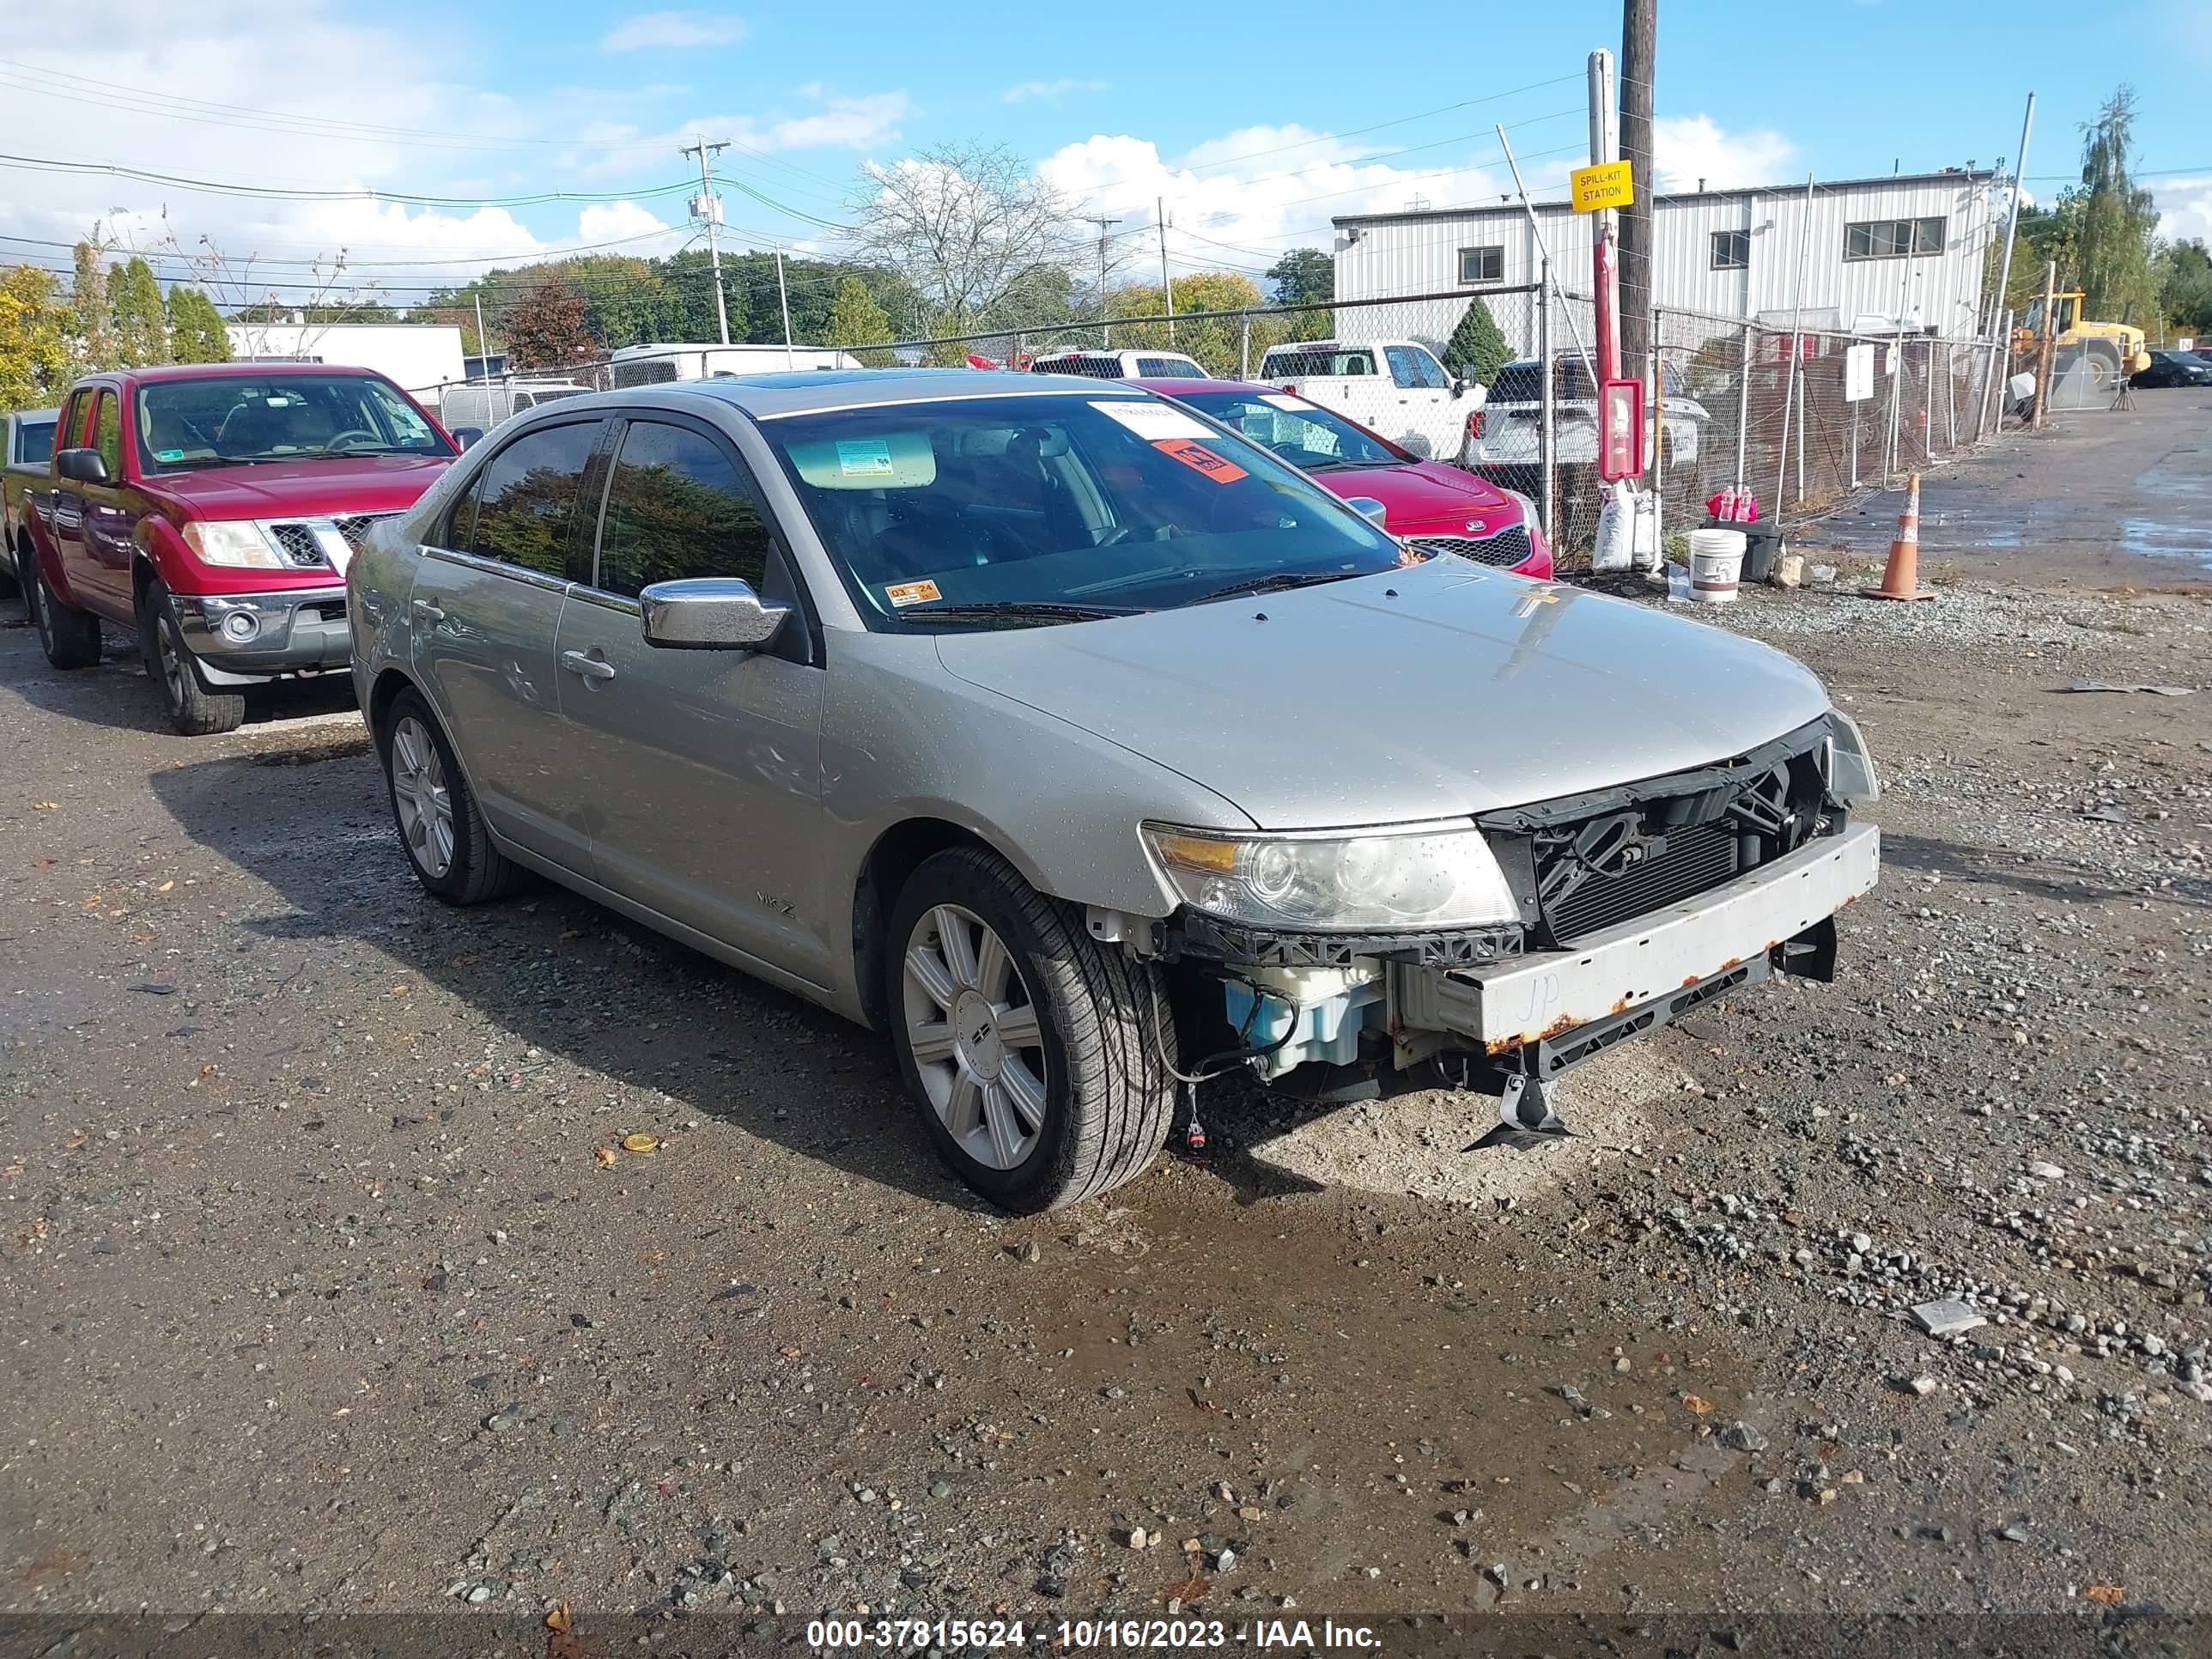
[1333,169,2000,355]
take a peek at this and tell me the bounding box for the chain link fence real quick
[418,281,2013,564]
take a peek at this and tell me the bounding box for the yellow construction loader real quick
[2016,289,2153,394]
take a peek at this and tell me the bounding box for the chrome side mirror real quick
[639,577,788,651]
[1345,496,1390,528]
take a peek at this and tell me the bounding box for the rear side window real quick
[93,392,122,477]
[611,359,681,388]
[1136,356,1202,377]
[594,419,773,597]
[1036,356,1120,380]
[461,419,603,579]
[17,419,55,465]
[1265,348,1375,378]
[1487,363,1542,403]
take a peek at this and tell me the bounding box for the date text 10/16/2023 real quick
[806,1617,1383,1650]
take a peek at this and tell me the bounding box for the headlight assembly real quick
[1144,821,1521,932]
[182,520,284,569]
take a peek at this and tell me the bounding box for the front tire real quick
[25,550,100,670]
[375,688,526,904]
[887,846,1176,1212]
[140,580,246,736]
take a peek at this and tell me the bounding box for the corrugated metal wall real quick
[1334,173,1997,353]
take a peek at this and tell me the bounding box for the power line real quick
[0,149,698,207]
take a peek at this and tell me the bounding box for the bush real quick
[1443,299,1511,386]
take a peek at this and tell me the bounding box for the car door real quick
[551,413,829,983]
[76,387,140,618]
[1384,345,1460,459]
[46,391,95,602]
[409,415,605,874]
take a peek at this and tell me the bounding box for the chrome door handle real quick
[410,598,445,622]
[561,649,616,682]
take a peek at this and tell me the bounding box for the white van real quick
[1256,338,1480,461]
[438,381,593,440]
[608,343,865,388]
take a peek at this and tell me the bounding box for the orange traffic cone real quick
[1862,472,1936,601]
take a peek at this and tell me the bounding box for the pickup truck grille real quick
[1408,524,1534,568]
[260,513,397,570]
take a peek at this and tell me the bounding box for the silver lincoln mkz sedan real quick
[349,370,1880,1212]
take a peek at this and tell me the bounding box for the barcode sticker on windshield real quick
[1090,400,1210,441]
[836,438,895,477]
[1152,439,1247,484]
[1259,393,1310,411]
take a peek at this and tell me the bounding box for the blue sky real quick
[3,0,2207,301]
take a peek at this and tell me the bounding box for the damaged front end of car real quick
[1132,712,1881,1133]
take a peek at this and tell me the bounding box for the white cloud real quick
[600,10,746,52]
[2154,175,2212,243]
[762,92,908,151]
[1651,114,1798,192]
[1001,78,1109,105]
[1177,125,1373,172]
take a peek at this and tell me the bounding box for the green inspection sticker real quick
[156,448,185,461]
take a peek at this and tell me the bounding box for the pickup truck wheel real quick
[139,580,246,736]
[376,689,526,904]
[888,846,1176,1212]
[26,550,100,670]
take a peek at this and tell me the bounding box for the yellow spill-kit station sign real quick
[1571,161,1634,212]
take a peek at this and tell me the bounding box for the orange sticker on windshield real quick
[1152,438,1247,484]
[884,579,941,607]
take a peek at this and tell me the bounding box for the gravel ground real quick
[3,486,2210,1638]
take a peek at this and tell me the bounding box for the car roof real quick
[582,368,1151,420]
[1132,377,1261,395]
[122,362,386,384]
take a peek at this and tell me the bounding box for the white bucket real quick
[1687,528,1747,604]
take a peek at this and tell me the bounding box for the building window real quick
[1710,229,1750,270]
[1457,245,1504,284]
[1844,216,1947,260]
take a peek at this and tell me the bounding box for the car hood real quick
[1314,460,1516,534]
[933,558,1834,828]
[150,453,452,520]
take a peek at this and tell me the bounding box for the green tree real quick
[1267,247,1333,307]
[70,239,117,370]
[823,276,896,365]
[1,264,76,408]
[2155,238,2212,332]
[1440,298,1511,386]
[2072,86,2160,325]
[1103,271,1294,377]
[165,286,232,364]
[111,257,170,367]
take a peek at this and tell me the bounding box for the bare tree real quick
[847,142,1078,337]
[188,240,380,362]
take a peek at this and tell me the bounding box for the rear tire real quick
[886,845,1176,1212]
[25,548,100,670]
[375,687,526,904]
[140,580,246,736]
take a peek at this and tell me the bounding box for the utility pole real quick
[472,294,489,381]
[2033,258,2058,429]
[1084,214,1121,346]
[774,244,794,368]
[1618,0,1656,386]
[1588,49,1621,387]
[1157,197,1175,344]
[1989,92,2035,335]
[681,137,732,346]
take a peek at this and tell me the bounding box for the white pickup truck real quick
[1256,338,1481,461]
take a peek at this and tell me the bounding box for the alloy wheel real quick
[155,617,188,709]
[901,902,1048,1170]
[390,714,456,878]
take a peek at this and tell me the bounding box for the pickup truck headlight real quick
[1144,821,1520,932]
[181,520,283,569]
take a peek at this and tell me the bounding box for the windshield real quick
[16,419,56,466]
[764,392,1399,626]
[135,374,454,471]
[1172,388,1406,471]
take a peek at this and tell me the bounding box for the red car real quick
[1137,378,1552,579]
[20,363,456,734]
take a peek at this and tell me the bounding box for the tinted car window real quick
[765,393,1396,626]
[464,419,603,579]
[93,392,122,477]
[1487,363,1541,403]
[17,419,55,466]
[595,420,773,597]
[1265,348,1375,378]
[1136,356,1203,378]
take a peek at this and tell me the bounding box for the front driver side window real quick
[462,419,603,579]
[593,420,773,598]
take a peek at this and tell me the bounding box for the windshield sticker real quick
[835,438,895,477]
[155,447,185,462]
[1152,438,1247,484]
[884,579,942,608]
[1258,393,1310,412]
[1090,399,1210,441]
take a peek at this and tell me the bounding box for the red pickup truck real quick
[19,362,456,734]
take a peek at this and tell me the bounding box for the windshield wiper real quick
[904,600,1141,625]
[1192,568,1363,605]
